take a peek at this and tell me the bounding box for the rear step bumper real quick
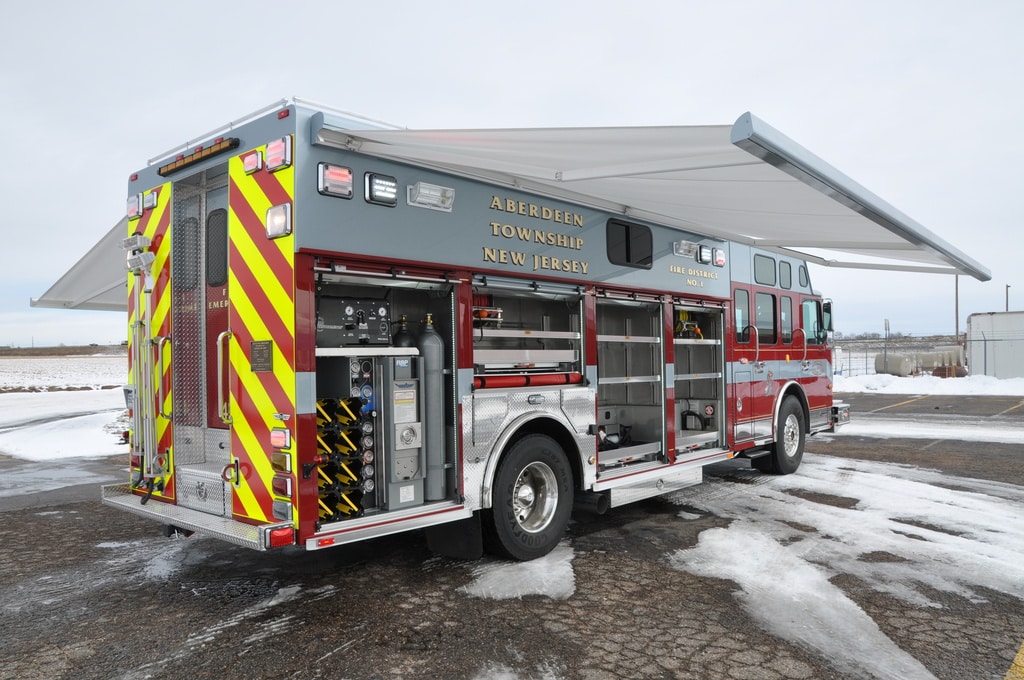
[101,483,291,551]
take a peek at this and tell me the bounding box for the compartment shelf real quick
[597,334,661,344]
[675,372,723,381]
[598,375,662,385]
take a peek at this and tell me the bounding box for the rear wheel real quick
[484,434,573,561]
[759,396,805,475]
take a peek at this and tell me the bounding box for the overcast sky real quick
[2,0,1020,346]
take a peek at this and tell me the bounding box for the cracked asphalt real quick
[1,393,1022,680]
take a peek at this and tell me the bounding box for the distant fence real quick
[833,337,964,377]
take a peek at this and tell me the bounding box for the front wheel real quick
[484,434,573,561]
[759,396,805,475]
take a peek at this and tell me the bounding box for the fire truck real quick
[103,99,850,561]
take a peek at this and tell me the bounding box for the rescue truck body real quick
[103,100,847,560]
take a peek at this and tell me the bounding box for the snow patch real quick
[459,542,575,600]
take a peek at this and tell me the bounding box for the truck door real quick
[170,173,233,516]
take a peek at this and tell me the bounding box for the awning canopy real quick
[31,217,127,311]
[313,111,990,281]
[33,109,990,313]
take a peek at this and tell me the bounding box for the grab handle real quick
[216,330,232,424]
[157,335,172,419]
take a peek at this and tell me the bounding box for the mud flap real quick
[425,511,483,560]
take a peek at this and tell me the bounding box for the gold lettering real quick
[490,195,502,210]
[529,204,539,218]
[573,214,584,228]
[541,207,553,220]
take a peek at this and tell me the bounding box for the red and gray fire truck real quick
[103,99,850,560]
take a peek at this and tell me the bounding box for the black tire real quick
[766,396,805,475]
[484,434,573,561]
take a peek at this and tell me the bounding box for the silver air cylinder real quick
[418,314,446,501]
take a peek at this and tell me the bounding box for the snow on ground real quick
[666,456,1024,680]
[836,372,1024,396]
[4,356,1023,678]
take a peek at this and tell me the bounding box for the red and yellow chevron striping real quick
[226,141,296,524]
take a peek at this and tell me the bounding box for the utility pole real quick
[1006,284,1011,312]
[955,275,960,342]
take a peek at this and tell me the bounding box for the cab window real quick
[802,299,826,345]
[756,292,777,344]
[734,289,750,343]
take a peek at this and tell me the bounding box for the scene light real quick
[697,245,713,264]
[365,172,398,206]
[266,203,292,239]
[407,181,455,212]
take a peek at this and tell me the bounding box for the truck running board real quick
[101,484,291,551]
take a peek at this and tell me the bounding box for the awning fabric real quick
[31,217,127,311]
[33,109,990,313]
[312,111,989,281]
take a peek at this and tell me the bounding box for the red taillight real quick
[130,454,142,469]
[271,475,292,497]
[269,527,295,548]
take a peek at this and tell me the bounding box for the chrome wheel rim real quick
[512,461,558,533]
[782,413,800,458]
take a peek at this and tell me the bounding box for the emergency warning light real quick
[126,193,143,220]
[365,173,398,206]
[317,163,353,198]
[714,248,727,267]
[242,150,263,175]
[697,245,713,264]
[266,137,292,172]
[407,181,455,212]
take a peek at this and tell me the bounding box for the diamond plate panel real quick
[176,468,229,516]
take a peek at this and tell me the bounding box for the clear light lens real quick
[143,191,158,209]
[365,173,398,206]
[697,245,713,264]
[407,181,455,212]
[318,163,353,198]
[714,248,727,267]
[266,203,292,239]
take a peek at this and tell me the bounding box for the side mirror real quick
[822,300,834,332]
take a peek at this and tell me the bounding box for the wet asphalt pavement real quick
[1,393,1022,680]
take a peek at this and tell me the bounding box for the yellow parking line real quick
[871,395,930,413]
[1006,639,1024,680]
[995,400,1024,417]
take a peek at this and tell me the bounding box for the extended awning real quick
[31,217,127,311]
[33,109,991,313]
[312,110,990,281]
